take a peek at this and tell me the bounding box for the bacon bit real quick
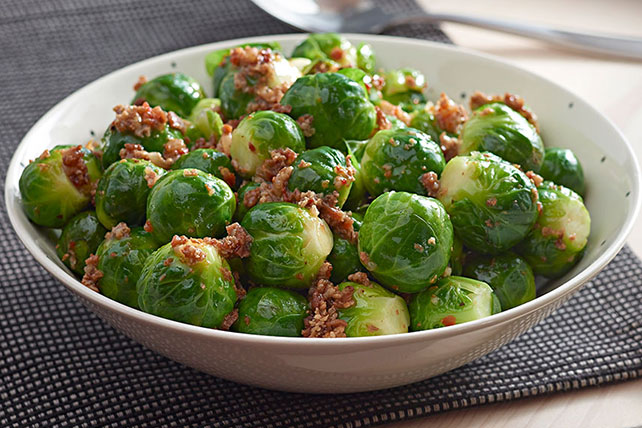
[133,75,147,91]
[119,143,174,169]
[163,138,188,163]
[526,171,544,187]
[555,238,567,251]
[531,186,539,203]
[382,164,392,179]
[486,197,497,207]
[167,111,188,135]
[144,166,160,188]
[220,266,234,282]
[470,91,539,132]
[420,171,440,197]
[205,223,253,259]
[220,309,238,331]
[427,237,436,245]
[485,219,494,228]
[39,149,51,159]
[81,254,102,292]
[144,219,154,233]
[347,272,371,287]
[414,243,424,252]
[244,315,251,326]
[329,47,344,61]
[333,162,356,190]
[298,160,311,168]
[432,92,468,135]
[112,102,167,138]
[182,168,199,177]
[317,261,333,281]
[360,251,376,270]
[218,164,237,187]
[205,183,215,196]
[439,132,460,162]
[442,266,452,278]
[569,233,577,241]
[441,315,457,326]
[469,91,495,111]
[321,180,330,189]
[105,222,131,240]
[541,226,564,239]
[60,145,91,193]
[302,278,355,338]
[271,103,292,114]
[296,114,315,137]
[379,100,411,126]
[478,107,494,117]
[163,257,174,267]
[310,61,339,74]
[366,324,380,332]
[255,148,298,182]
[171,235,206,265]
[374,106,392,131]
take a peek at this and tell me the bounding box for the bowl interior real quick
[5,34,640,341]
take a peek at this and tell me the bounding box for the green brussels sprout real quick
[540,148,585,196]
[438,152,539,254]
[409,109,450,143]
[19,145,102,228]
[230,110,305,178]
[516,181,590,277]
[146,169,236,243]
[281,72,377,150]
[356,42,376,74]
[235,181,260,222]
[241,202,333,289]
[449,236,465,276]
[232,287,308,336]
[460,102,544,172]
[327,213,363,283]
[337,280,410,336]
[56,211,107,275]
[336,68,380,104]
[217,73,256,120]
[361,128,445,197]
[343,150,368,211]
[184,98,224,143]
[287,146,354,207]
[291,33,357,69]
[359,191,453,293]
[133,72,205,118]
[409,276,500,331]
[95,159,166,229]
[463,252,536,310]
[172,149,235,185]
[96,227,160,308]
[137,237,237,327]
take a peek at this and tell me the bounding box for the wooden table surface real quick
[385,0,642,427]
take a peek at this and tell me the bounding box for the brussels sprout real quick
[19,145,102,228]
[56,211,107,275]
[281,72,377,150]
[337,281,410,336]
[137,238,237,327]
[217,73,256,120]
[460,102,544,172]
[146,169,236,243]
[95,159,166,229]
[356,42,376,74]
[449,236,465,276]
[516,181,590,277]
[172,149,235,185]
[184,98,224,143]
[409,276,500,331]
[235,181,260,222]
[336,68,380,104]
[232,287,308,336]
[241,202,333,289]
[327,213,363,283]
[539,148,585,196]
[359,192,453,293]
[287,146,354,207]
[409,109,450,143]
[361,128,445,197]
[343,151,368,211]
[438,152,539,254]
[291,33,357,69]
[96,227,160,308]
[230,110,305,178]
[133,72,205,118]
[101,117,184,168]
[463,252,536,310]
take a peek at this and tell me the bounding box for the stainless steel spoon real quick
[251,0,642,60]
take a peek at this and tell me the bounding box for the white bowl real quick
[5,34,640,393]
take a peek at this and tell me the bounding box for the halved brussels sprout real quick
[235,181,260,222]
[56,211,107,275]
[19,145,102,228]
[184,98,224,143]
[463,252,536,310]
[146,169,236,243]
[241,202,333,289]
[361,128,445,197]
[337,280,410,336]
[137,237,237,327]
[516,181,590,277]
[438,152,539,254]
[172,149,235,185]
[539,148,585,196]
[291,33,358,69]
[460,102,544,172]
[287,146,354,207]
[358,191,453,293]
[97,227,160,308]
[230,110,305,178]
[133,72,205,118]
[232,287,308,336]
[327,213,363,283]
[95,159,166,229]
[409,276,500,331]
[281,72,377,150]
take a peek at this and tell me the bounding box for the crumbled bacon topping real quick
[526,171,544,187]
[167,111,188,135]
[204,223,253,259]
[347,272,371,287]
[60,145,91,194]
[144,166,160,188]
[119,143,174,169]
[191,136,217,151]
[439,132,460,162]
[163,138,188,163]
[432,92,468,135]
[81,254,103,292]
[112,102,167,138]
[220,309,238,331]
[171,235,206,265]
[105,222,131,240]
[144,219,154,233]
[302,278,355,338]
[375,106,392,131]
[420,171,440,197]
[133,75,147,91]
[255,148,298,182]
[470,91,539,132]
[296,114,316,137]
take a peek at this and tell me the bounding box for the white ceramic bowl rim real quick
[5,33,641,348]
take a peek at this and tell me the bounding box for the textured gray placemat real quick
[0,1,640,427]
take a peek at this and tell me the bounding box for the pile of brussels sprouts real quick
[19,33,591,338]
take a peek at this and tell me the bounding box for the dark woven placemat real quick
[1,1,640,427]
